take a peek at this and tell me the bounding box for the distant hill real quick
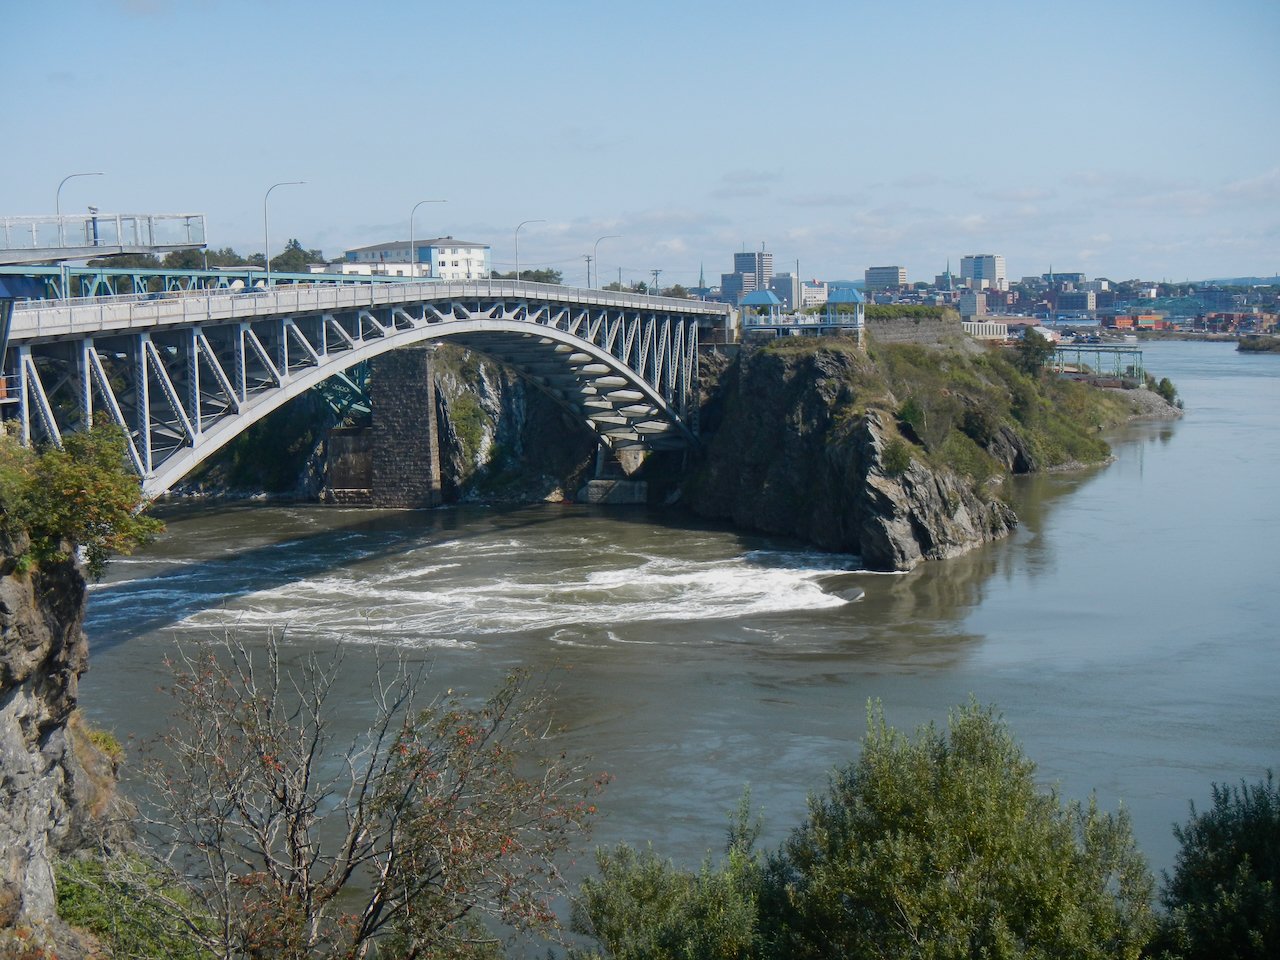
[1201,276,1279,286]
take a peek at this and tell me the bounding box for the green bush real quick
[1156,377,1179,405]
[1155,771,1279,959]
[881,438,912,476]
[0,423,162,578]
[765,703,1155,959]
[572,705,1157,960]
[56,855,212,959]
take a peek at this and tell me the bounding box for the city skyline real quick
[3,0,1277,286]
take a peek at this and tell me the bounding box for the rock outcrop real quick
[432,346,597,502]
[686,344,1017,571]
[0,532,123,948]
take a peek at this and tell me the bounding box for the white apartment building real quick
[800,279,828,308]
[338,237,491,280]
[960,254,1007,291]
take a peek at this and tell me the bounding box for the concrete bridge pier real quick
[583,445,649,505]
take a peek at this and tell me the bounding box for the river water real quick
[81,340,1279,882]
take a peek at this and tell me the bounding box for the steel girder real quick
[7,293,702,496]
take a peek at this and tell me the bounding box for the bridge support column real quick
[369,347,442,508]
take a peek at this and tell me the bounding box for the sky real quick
[3,0,1277,286]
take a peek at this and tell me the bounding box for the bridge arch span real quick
[4,280,719,497]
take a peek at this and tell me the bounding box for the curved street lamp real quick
[263,180,306,287]
[409,199,447,279]
[56,172,104,246]
[514,219,546,282]
[56,172,104,217]
[592,235,621,289]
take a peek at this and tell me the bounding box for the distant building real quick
[1057,290,1097,313]
[865,265,907,292]
[963,320,1008,340]
[340,237,490,280]
[958,290,988,318]
[733,250,773,289]
[960,254,1007,291]
[800,279,828,308]
[769,272,800,310]
[1081,279,1111,293]
[1043,271,1086,286]
[720,272,753,304]
[1104,313,1166,330]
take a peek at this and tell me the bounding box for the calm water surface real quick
[82,341,1279,879]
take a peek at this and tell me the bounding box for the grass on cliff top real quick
[755,338,1136,486]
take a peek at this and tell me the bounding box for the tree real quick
[135,636,603,959]
[661,285,691,299]
[571,704,1154,960]
[0,422,163,577]
[1014,331,1058,375]
[86,253,161,269]
[270,238,324,274]
[764,702,1154,959]
[1155,771,1279,959]
[490,269,563,285]
[571,797,763,960]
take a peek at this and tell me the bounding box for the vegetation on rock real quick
[0,423,162,577]
[688,337,1163,568]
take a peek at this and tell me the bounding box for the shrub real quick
[881,438,912,476]
[1155,771,1279,959]
[0,423,162,578]
[56,855,212,960]
[765,702,1155,959]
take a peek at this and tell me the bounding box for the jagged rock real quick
[0,531,127,945]
[686,346,1017,571]
[432,346,596,502]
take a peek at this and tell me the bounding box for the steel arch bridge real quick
[1,279,731,497]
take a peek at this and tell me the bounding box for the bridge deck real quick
[2,280,729,496]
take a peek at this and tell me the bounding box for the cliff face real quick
[0,533,121,940]
[432,346,597,502]
[687,345,1017,571]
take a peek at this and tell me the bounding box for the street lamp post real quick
[514,219,545,282]
[55,172,103,246]
[263,180,306,287]
[592,234,621,289]
[409,199,447,280]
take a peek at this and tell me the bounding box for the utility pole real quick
[584,255,593,288]
[650,269,662,295]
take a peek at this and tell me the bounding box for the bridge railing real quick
[0,213,207,253]
[8,278,729,341]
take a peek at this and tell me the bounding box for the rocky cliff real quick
[0,532,122,950]
[686,343,1018,571]
[431,345,597,502]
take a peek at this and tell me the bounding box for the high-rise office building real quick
[769,272,800,310]
[865,265,907,292]
[733,250,773,290]
[960,254,1007,291]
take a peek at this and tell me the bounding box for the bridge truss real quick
[3,281,726,496]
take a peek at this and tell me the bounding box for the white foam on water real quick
[93,528,870,645]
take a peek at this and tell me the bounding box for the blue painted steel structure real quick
[0,264,411,300]
[2,280,730,496]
